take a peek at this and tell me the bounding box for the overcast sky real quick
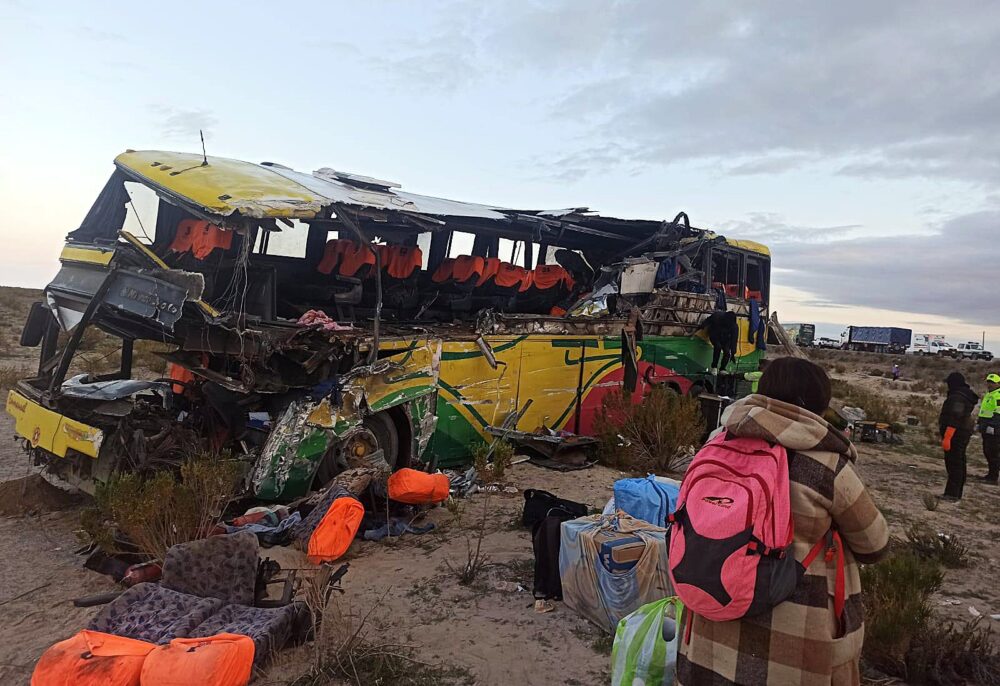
[2,1,998,350]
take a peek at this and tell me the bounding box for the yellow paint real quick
[115,150,323,219]
[726,239,770,257]
[6,390,103,458]
[60,245,115,266]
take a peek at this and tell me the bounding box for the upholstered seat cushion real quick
[89,583,224,644]
[190,602,303,664]
[160,531,259,605]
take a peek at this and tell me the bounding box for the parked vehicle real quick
[784,323,815,347]
[5,149,770,501]
[909,333,957,356]
[843,326,912,354]
[955,342,993,361]
[815,337,840,349]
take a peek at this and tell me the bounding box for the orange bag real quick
[387,468,450,505]
[32,630,155,686]
[308,496,365,563]
[140,633,254,686]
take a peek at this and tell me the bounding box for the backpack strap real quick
[802,529,847,633]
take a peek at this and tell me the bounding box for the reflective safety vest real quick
[980,389,1000,419]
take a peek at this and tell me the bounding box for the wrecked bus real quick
[5,150,770,501]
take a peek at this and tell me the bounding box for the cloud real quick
[749,211,1000,326]
[414,1,1000,184]
[720,213,862,244]
[156,108,218,141]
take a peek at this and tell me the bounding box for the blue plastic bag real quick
[613,475,679,526]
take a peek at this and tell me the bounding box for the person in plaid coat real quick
[677,358,889,685]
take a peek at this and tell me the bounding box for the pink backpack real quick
[668,431,843,624]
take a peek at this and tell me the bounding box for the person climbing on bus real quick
[977,372,1000,485]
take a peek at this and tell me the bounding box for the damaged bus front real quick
[7,149,770,500]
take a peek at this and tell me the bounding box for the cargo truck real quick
[784,323,816,347]
[844,326,912,354]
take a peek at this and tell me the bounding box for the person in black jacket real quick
[939,372,980,501]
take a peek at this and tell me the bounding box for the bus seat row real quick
[431,256,575,294]
[317,239,422,281]
[711,281,763,302]
[170,220,234,259]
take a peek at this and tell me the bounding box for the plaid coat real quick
[677,395,889,686]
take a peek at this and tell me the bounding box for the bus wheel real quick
[313,412,400,489]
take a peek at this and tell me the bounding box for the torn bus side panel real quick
[249,339,442,501]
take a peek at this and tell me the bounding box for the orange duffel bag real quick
[32,630,155,686]
[387,468,450,505]
[140,633,254,686]
[308,495,365,563]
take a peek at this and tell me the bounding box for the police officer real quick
[978,373,1000,485]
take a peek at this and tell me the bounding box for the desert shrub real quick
[861,551,944,675]
[81,456,241,561]
[594,386,703,474]
[921,493,938,511]
[903,524,970,568]
[830,378,898,423]
[293,585,473,686]
[471,439,514,482]
[907,618,1000,686]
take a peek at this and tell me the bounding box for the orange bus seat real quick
[431,257,456,284]
[451,255,484,284]
[33,630,155,686]
[380,244,423,280]
[140,633,254,686]
[337,242,376,278]
[168,363,195,396]
[170,220,197,253]
[307,496,365,563]
[497,263,530,290]
[476,257,502,287]
[531,265,573,290]
[388,468,450,505]
[317,239,352,275]
[172,220,233,260]
[748,290,763,301]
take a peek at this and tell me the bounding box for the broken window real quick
[121,182,160,244]
[711,249,745,298]
[262,220,309,258]
[745,256,769,303]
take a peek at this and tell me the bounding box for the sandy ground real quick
[0,408,623,685]
[1,325,998,684]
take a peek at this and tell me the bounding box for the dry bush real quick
[81,456,241,561]
[471,439,514,483]
[295,585,473,686]
[921,493,939,512]
[447,494,491,585]
[903,524,970,568]
[830,378,898,423]
[861,551,944,676]
[861,551,1000,684]
[907,618,1000,686]
[594,386,703,474]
